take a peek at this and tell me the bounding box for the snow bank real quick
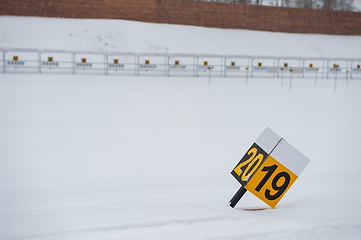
[1,16,361,58]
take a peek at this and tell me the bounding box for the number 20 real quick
[255,164,291,200]
[234,148,263,181]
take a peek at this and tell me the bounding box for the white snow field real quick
[1,16,361,240]
[1,16,361,58]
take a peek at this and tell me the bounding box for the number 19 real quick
[255,164,291,201]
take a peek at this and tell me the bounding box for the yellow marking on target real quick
[245,155,297,208]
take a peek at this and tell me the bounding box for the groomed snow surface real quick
[1,74,361,240]
[1,16,361,240]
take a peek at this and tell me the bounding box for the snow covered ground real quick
[1,16,361,58]
[1,16,361,240]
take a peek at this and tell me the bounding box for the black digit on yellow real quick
[255,164,277,192]
[265,172,290,200]
[254,164,291,201]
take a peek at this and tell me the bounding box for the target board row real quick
[5,56,361,73]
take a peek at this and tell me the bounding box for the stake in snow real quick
[230,127,311,209]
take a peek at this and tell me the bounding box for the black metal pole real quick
[289,70,293,91]
[334,69,337,91]
[229,186,248,208]
[209,68,211,85]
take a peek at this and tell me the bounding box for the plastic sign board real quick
[204,61,208,66]
[114,59,119,64]
[199,65,214,70]
[77,59,92,68]
[42,61,59,67]
[109,63,124,69]
[231,127,311,208]
[305,67,317,72]
[7,56,24,67]
[258,62,262,67]
[267,67,278,73]
[140,64,156,70]
[145,60,150,65]
[76,62,92,68]
[226,65,240,71]
[171,64,186,70]
[253,66,267,72]
[290,67,303,73]
[309,63,313,68]
[171,61,186,70]
[42,57,58,67]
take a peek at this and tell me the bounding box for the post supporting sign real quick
[230,127,310,209]
[333,64,339,91]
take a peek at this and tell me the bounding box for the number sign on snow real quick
[230,127,311,209]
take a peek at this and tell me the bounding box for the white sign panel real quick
[199,65,214,70]
[7,61,25,67]
[253,66,267,72]
[170,65,186,70]
[42,62,59,67]
[140,64,156,70]
[109,64,124,69]
[305,68,317,72]
[76,63,92,68]
[290,67,304,73]
[267,67,278,73]
[226,66,240,71]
